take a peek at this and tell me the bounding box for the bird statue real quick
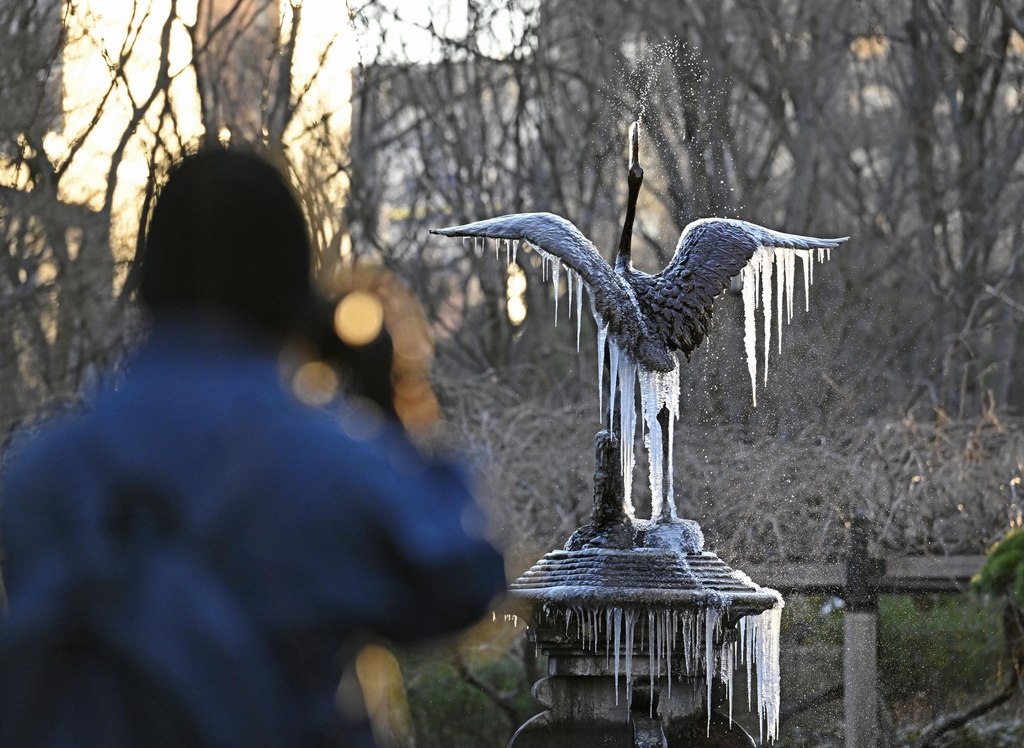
[430,122,848,520]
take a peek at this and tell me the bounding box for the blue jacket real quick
[0,315,506,748]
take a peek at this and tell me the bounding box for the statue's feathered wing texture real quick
[429,212,645,348]
[639,218,849,359]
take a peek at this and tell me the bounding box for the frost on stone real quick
[539,595,785,742]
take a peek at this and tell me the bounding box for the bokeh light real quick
[325,264,442,432]
[335,291,385,346]
[292,360,339,406]
[354,644,413,746]
[507,264,527,326]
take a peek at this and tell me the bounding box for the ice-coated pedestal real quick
[506,431,783,748]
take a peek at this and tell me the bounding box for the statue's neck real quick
[616,164,643,272]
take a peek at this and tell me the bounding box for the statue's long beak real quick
[616,122,644,272]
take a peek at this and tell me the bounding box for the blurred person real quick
[0,148,505,748]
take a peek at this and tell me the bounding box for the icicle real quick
[797,250,810,312]
[775,249,784,355]
[552,261,560,327]
[705,607,718,736]
[618,359,637,512]
[474,237,481,256]
[649,610,656,717]
[639,365,680,519]
[606,608,612,667]
[761,248,773,384]
[754,248,762,310]
[641,371,663,519]
[826,247,832,261]
[680,612,690,675]
[505,239,510,266]
[566,269,574,320]
[512,240,519,267]
[596,318,608,413]
[576,275,584,352]
[786,248,796,323]
[624,609,638,704]
[495,237,499,262]
[726,643,734,727]
[613,607,623,704]
[744,600,784,744]
[608,342,620,427]
[741,262,757,407]
[742,617,752,710]
[667,611,673,697]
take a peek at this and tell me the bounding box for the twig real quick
[453,653,520,731]
[910,670,1018,748]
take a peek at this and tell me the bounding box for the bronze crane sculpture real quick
[430,123,847,374]
[431,122,848,520]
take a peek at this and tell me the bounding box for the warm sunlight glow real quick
[850,35,888,60]
[54,0,360,289]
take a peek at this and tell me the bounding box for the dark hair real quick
[137,149,311,336]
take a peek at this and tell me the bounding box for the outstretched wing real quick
[636,218,848,358]
[430,212,638,334]
[660,218,848,303]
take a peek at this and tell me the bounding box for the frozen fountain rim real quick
[508,545,783,617]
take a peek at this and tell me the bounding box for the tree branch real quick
[453,653,521,731]
[910,671,1018,748]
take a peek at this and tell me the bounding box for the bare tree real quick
[0,0,347,441]
[342,0,1024,565]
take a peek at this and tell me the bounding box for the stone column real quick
[844,612,877,748]
[843,513,881,748]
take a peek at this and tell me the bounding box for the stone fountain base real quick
[505,434,782,748]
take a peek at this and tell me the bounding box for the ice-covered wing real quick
[656,217,848,406]
[431,212,639,334]
[659,218,848,304]
[431,212,612,287]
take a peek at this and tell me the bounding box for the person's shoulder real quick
[3,400,90,471]
[0,401,95,511]
[272,399,394,466]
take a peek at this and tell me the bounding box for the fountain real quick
[431,123,848,747]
